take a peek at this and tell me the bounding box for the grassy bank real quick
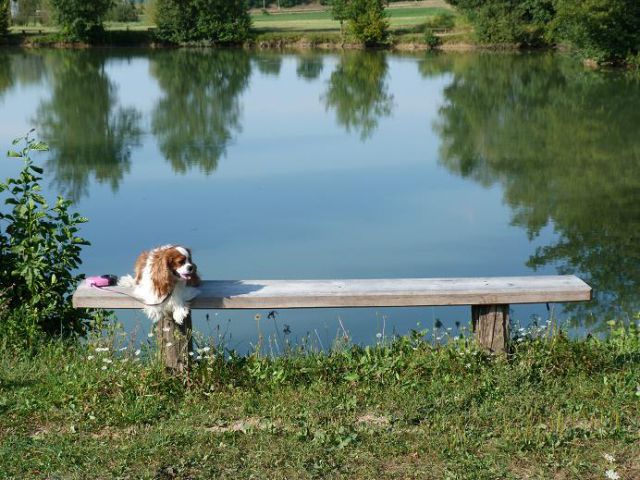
[3,2,473,49]
[1,323,639,479]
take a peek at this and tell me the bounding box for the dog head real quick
[136,245,201,298]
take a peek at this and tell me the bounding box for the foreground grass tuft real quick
[1,324,639,479]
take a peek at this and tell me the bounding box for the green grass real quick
[251,6,456,32]
[1,322,639,479]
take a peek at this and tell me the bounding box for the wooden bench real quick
[73,275,592,372]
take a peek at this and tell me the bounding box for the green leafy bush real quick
[154,0,251,44]
[0,0,9,37]
[424,29,441,48]
[447,0,554,45]
[49,0,114,40]
[0,133,92,345]
[348,0,389,46]
[551,0,640,63]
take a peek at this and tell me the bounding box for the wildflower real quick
[87,355,95,360]
[95,347,109,352]
[134,349,141,356]
[605,470,620,480]
[202,346,211,352]
[147,332,153,338]
[119,347,127,351]
[196,355,202,360]
[102,358,113,364]
[101,365,107,370]
[189,351,194,356]
[376,333,382,339]
[165,342,173,347]
[603,453,616,463]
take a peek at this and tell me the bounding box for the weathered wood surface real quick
[157,313,192,374]
[73,275,591,309]
[472,304,510,354]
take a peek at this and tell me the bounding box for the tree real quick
[329,0,349,39]
[49,0,114,40]
[155,0,251,43]
[445,0,554,45]
[551,0,640,63]
[0,0,10,37]
[348,0,389,46]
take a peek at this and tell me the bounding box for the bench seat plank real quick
[72,275,591,309]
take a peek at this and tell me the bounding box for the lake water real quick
[1,48,638,350]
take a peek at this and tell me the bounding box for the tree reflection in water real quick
[426,52,640,325]
[151,49,252,174]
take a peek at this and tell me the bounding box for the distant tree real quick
[329,0,349,38]
[446,0,553,45]
[155,0,251,43]
[49,0,114,39]
[0,0,9,36]
[551,0,640,63]
[347,0,389,46]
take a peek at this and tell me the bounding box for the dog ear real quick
[134,251,149,284]
[150,249,175,298]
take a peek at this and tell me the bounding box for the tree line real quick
[448,0,640,64]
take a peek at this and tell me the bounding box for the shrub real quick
[447,0,554,45]
[348,0,389,46]
[551,0,640,63]
[424,29,441,48]
[154,0,251,44]
[0,133,92,345]
[0,0,9,37]
[49,0,114,40]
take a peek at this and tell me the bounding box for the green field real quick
[251,6,456,32]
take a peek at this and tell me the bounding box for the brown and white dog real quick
[119,245,201,324]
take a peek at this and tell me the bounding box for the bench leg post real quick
[156,312,192,374]
[472,304,509,353]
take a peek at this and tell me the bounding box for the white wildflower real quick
[189,351,194,356]
[202,346,211,352]
[102,358,113,364]
[119,347,127,352]
[87,355,95,360]
[603,453,616,463]
[376,333,382,339]
[101,365,107,370]
[147,332,154,338]
[605,469,620,480]
[95,347,109,352]
[134,349,141,356]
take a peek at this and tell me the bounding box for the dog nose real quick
[186,264,193,272]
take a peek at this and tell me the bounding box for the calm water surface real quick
[1,49,638,349]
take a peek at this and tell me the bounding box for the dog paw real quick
[173,308,188,325]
